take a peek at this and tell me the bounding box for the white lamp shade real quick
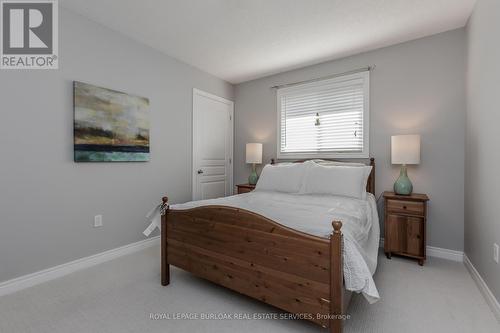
[391,135,421,165]
[246,143,262,164]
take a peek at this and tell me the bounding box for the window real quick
[277,71,369,158]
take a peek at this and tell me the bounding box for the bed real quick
[160,158,379,333]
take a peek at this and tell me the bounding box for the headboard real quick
[270,158,375,195]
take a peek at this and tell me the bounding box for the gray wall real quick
[465,0,500,301]
[0,9,233,283]
[234,29,466,251]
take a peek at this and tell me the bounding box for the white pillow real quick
[301,163,372,199]
[309,160,372,196]
[255,162,308,193]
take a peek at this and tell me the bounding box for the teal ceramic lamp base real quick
[248,164,259,185]
[394,164,413,195]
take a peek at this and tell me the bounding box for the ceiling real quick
[62,0,476,84]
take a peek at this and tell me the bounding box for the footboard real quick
[160,197,344,332]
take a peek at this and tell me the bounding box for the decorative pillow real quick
[301,163,372,199]
[255,162,309,193]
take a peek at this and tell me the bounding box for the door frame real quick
[192,88,234,200]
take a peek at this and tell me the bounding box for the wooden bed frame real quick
[160,158,375,333]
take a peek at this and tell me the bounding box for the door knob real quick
[197,169,204,174]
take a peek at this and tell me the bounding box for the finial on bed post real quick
[161,197,169,215]
[370,157,375,166]
[332,221,342,234]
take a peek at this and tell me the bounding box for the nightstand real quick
[236,184,256,194]
[383,191,429,266]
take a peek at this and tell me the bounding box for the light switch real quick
[94,215,103,228]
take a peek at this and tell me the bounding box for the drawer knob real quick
[403,205,407,209]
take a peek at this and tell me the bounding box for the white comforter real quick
[171,190,380,303]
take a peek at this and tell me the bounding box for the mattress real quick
[171,190,380,303]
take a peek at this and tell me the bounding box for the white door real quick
[192,89,234,200]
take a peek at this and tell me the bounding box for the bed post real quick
[161,196,170,286]
[330,221,343,333]
[369,157,375,195]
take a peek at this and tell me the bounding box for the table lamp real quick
[391,135,420,195]
[246,143,262,185]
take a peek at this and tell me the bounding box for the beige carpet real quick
[0,245,498,333]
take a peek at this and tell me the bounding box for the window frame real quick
[276,71,370,159]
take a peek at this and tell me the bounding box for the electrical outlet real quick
[94,215,103,228]
[494,243,499,264]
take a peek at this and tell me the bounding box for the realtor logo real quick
[1,0,58,69]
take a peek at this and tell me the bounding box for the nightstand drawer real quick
[237,187,253,194]
[236,184,256,194]
[386,199,424,215]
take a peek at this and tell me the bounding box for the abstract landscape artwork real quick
[74,81,150,162]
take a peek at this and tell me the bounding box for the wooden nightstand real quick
[236,184,256,194]
[383,191,429,266]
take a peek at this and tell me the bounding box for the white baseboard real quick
[464,255,500,322]
[379,238,464,262]
[0,236,160,297]
[426,245,464,262]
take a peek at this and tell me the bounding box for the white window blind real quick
[277,71,369,158]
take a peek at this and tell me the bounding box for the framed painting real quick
[73,81,150,162]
